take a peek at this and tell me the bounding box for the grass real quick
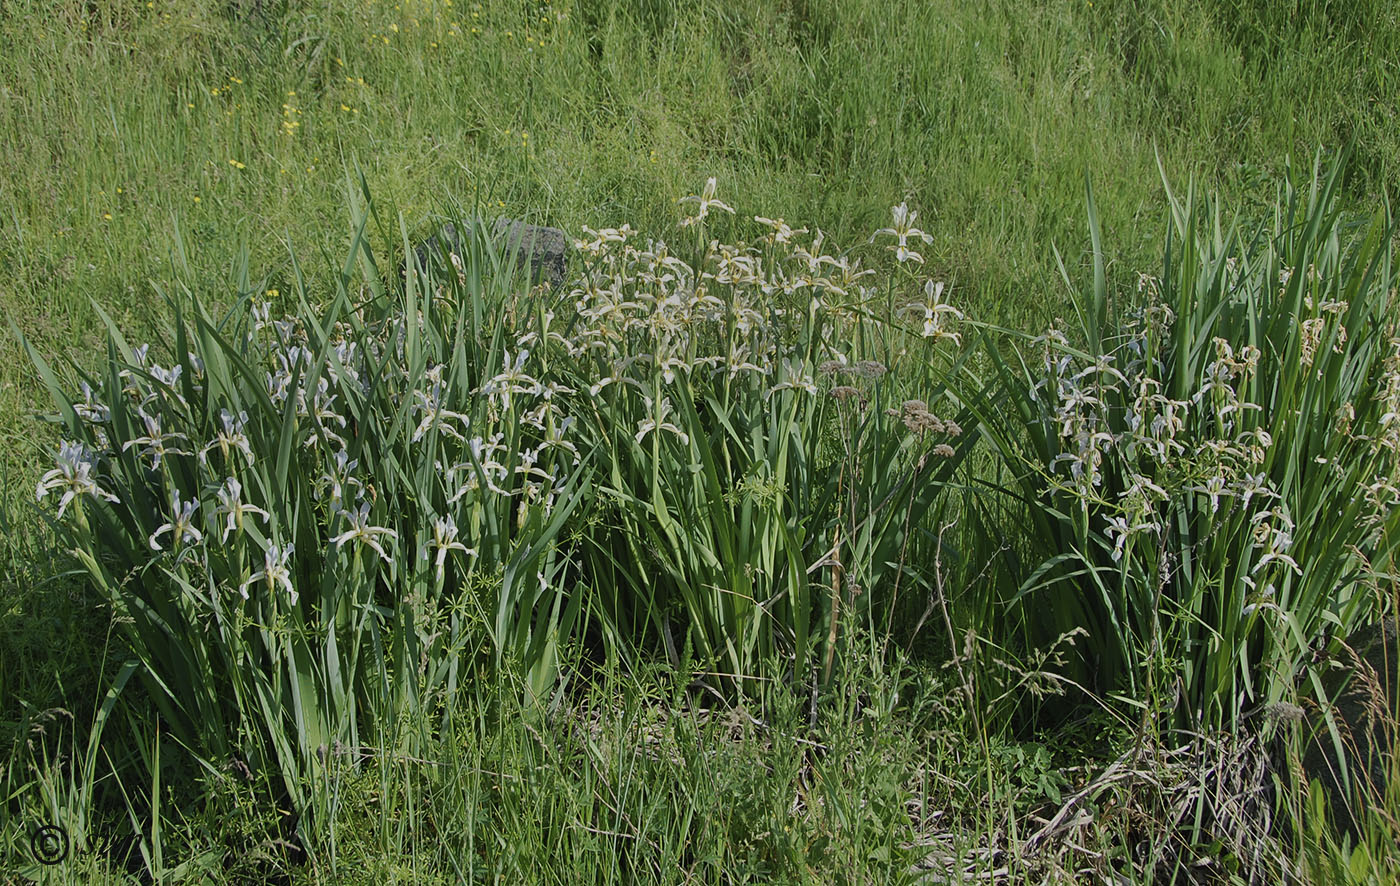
[3,0,1400,881]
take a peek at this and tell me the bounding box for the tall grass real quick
[14,175,973,862]
[18,192,598,861]
[963,155,1399,737]
[7,0,1400,879]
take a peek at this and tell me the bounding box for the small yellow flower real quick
[229,76,243,84]
[193,196,201,203]
[228,159,246,170]
[102,212,113,220]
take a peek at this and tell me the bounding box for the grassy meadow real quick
[3,0,1400,881]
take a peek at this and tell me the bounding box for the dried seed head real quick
[899,399,944,433]
[830,385,864,404]
[904,412,943,434]
[852,360,888,379]
[932,443,956,458]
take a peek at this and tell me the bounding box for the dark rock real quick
[410,217,569,288]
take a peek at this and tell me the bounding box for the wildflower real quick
[480,349,539,411]
[1051,427,1115,487]
[36,440,119,518]
[1237,472,1277,510]
[1072,354,1127,387]
[1250,507,1296,553]
[250,299,273,333]
[199,409,255,467]
[148,363,183,389]
[213,477,269,542]
[240,543,297,604]
[635,396,689,445]
[678,177,735,227]
[872,202,934,264]
[572,224,635,255]
[419,515,476,583]
[932,443,956,458]
[149,489,203,550]
[1192,472,1230,515]
[1122,474,1169,506]
[1104,514,1157,562]
[328,340,363,390]
[122,409,191,470]
[720,351,767,380]
[330,501,398,564]
[1251,549,1302,576]
[449,433,511,499]
[766,358,819,397]
[74,381,111,424]
[318,448,363,510]
[909,281,964,342]
[753,216,807,244]
[411,389,471,443]
[1236,427,1272,464]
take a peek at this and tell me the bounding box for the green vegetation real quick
[3,0,1400,881]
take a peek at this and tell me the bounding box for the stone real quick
[410,217,569,288]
